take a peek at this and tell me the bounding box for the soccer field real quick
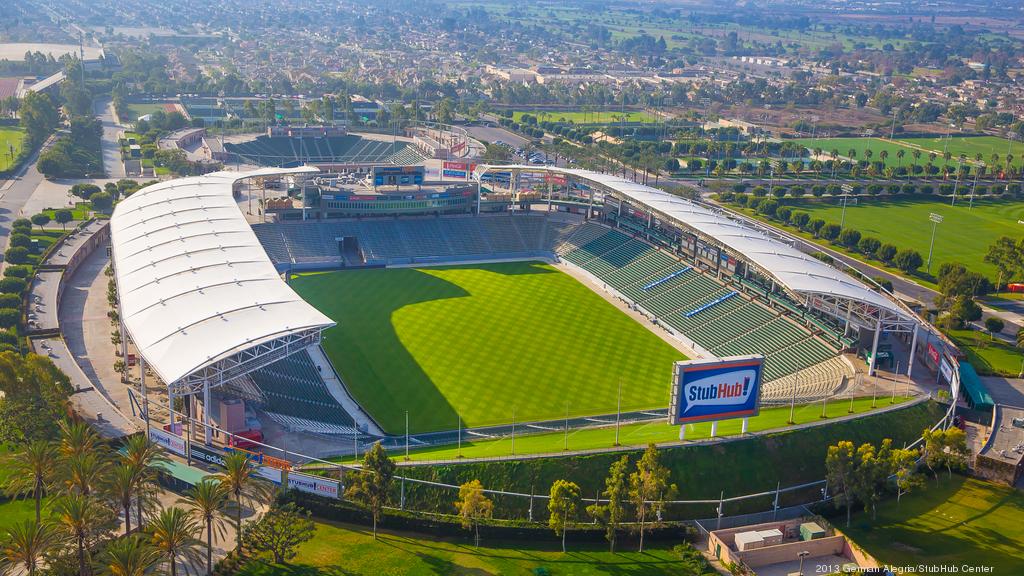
[0,127,26,172]
[895,135,1024,164]
[290,262,685,434]
[787,197,1024,279]
[842,476,1024,573]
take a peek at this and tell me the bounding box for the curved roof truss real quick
[110,167,334,395]
[473,165,918,332]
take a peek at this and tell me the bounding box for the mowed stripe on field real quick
[291,262,686,434]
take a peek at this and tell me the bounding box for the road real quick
[0,141,48,259]
[95,97,126,179]
[465,120,530,149]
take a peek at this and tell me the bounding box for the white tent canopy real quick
[109,167,334,388]
[473,165,914,326]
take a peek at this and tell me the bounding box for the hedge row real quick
[728,182,1023,199]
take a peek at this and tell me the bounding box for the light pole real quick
[839,184,852,229]
[798,550,810,576]
[969,162,982,209]
[926,212,943,274]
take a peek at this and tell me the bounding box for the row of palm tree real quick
[0,420,271,576]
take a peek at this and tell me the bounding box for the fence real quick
[128,385,955,524]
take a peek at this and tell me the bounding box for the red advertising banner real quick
[927,342,940,364]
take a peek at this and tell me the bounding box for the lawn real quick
[944,328,1023,377]
[842,476,1024,574]
[331,396,913,463]
[511,109,656,125]
[290,262,685,434]
[236,519,713,576]
[781,197,1024,280]
[895,136,1024,166]
[0,127,26,172]
[122,101,177,122]
[792,137,946,169]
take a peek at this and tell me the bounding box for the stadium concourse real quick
[104,165,950,459]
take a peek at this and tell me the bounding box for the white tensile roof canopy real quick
[109,167,334,389]
[473,165,915,329]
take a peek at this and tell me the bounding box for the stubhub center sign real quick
[669,356,763,424]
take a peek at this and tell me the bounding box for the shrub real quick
[776,206,793,222]
[858,237,882,256]
[0,278,26,294]
[771,186,787,199]
[893,249,924,273]
[0,308,18,329]
[790,211,811,229]
[90,192,114,211]
[0,329,17,347]
[4,247,29,265]
[809,219,825,236]
[900,184,916,195]
[887,184,901,195]
[838,228,862,248]
[758,199,779,217]
[735,194,749,207]
[3,266,30,279]
[748,197,762,210]
[12,218,32,231]
[811,185,826,197]
[919,185,934,194]
[731,183,748,193]
[867,184,883,195]
[826,184,842,196]
[8,234,32,249]
[0,294,19,309]
[973,186,988,196]
[939,184,954,195]
[820,223,842,241]
[789,185,805,197]
[878,243,898,262]
[751,186,767,197]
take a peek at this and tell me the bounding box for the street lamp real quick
[840,184,852,229]
[926,212,943,274]
[798,550,811,576]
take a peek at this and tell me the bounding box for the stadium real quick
[108,157,953,458]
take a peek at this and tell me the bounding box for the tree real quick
[851,440,892,520]
[454,480,493,547]
[94,534,162,576]
[838,228,861,249]
[984,236,1024,287]
[878,243,898,262]
[826,440,856,526]
[920,428,946,480]
[148,507,202,576]
[106,464,138,535]
[242,502,315,564]
[30,214,49,231]
[985,317,1005,338]
[344,442,395,540]
[547,479,581,553]
[55,493,112,576]
[3,247,29,265]
[214,452,272,549]
[0,354,73,444]
[628,443,676,552]
[820,223,841,241]
[54,210,73,231]
[90,192,113,212]
[893,249,923,273]
[942,427,969,477]
[890,448,923,505]
[5,441,57,523]
[586,455,629,552]
[19,92,59,146]
[0,519,57,576]
[179,479,229,574]
[121,435,167,531]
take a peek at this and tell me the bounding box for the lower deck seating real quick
[244,349,357,434]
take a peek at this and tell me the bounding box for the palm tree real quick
[213,452,271,550]
[879,149,889,169]
[148,507,202,576]
[4,440,57,522]
[121,435,168,529]
[62,452,110,496]
[106,464,138,535]
[56,493,110,576]
[0,520,57,576]
[94,534,162,576]
[896,149,905,168]
[58,420,101,458]
[179,479,229,574]
[847,148,856,161]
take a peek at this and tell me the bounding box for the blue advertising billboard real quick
[668,355,763,425]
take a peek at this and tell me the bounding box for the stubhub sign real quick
[668,356,763,425]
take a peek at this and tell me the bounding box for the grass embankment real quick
[236,519,713,576]
[332,397,915,464]
[391,402,945,519]
[0,127,26,173]
[843,476,1024,574]
[291,262,685,434]
[945,328,1023,377]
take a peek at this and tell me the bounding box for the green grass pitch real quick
[290,262,686,434]
[843,476,1024,573]
[783,197,1024,279]
[0,127,26,172]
